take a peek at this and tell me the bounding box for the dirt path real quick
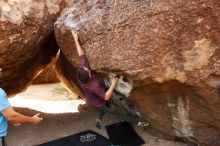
[6,83,189,146]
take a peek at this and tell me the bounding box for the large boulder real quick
[0,0,68,96]
[55,0,220,145]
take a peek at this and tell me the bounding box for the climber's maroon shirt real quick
[78,55,105,108]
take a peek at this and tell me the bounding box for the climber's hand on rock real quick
[109,73,119,79]
[111,76,119,86]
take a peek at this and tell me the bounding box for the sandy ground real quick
[6,83,189,146]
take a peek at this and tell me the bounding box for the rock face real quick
[55,0,220,145]
[0,0,67,96]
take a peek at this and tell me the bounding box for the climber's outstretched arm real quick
[71,30,84,56]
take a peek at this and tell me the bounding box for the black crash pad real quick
[106,121,145,146]
[38,130,113,146]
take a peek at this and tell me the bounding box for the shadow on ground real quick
[7,107,189,146]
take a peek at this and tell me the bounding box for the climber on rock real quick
[71,30,149,129]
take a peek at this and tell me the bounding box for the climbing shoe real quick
[137,121,150,127]
[95,120,102,129]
